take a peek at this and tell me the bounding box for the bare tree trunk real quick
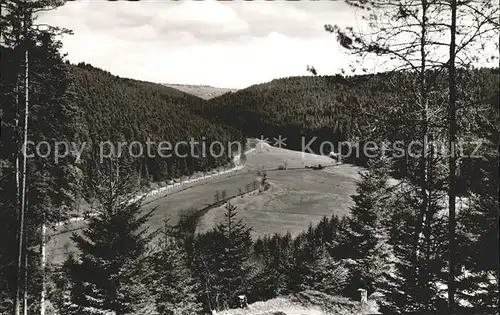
[23,202,28,315]
[40,218,47,315]
[447,0,457,311]
[144,159,150,182]
[15,69,21,202]
[137,160,142,187]
[12,12,23,315]
[15,69,23,315]
[15,36,29,315]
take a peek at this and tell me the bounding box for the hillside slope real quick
[207,70,497,150]
[68,63,242,193]
[206,74,396,152]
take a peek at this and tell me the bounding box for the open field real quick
[197,166,359,239]
[46,142,362,265]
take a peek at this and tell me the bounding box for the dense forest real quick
[67,62,242,196]
[206,69,499,191]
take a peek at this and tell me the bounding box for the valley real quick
[1,2,498,312]
[46,142,361,265]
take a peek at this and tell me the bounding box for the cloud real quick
[35,0,387,88]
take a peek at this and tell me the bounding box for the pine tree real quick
[64,158,155,315]
[342,157,391,257]
[252,233,293,299]
[191,229,224,312]
[213,202,253,309]
[379,188,448,313]
[456,93,499,310]
[148,220,202,315]
[339,156,396,298]
[304,247,349,296]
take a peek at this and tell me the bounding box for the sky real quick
[37,0,498,89]
[37,0,376,89]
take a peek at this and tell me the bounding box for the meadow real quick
[46,142,362,264]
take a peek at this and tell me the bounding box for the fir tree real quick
[456,96,499,310]
[191,229,224,312]
[307,248,349,296]
[252,233,293,299]
[378,189,448,313]
[148,219,202,315]
[340,157,395,297]
[343,157,391,256]
[192,202,253,310]
[214,201,253,309]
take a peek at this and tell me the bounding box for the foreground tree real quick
[1,1,82,314]
[64,159,155,315]
[147,219,202,315]
[341,157,396,296]
[214,202,253,308]
[455,89,499,310]
[192,202,253,311]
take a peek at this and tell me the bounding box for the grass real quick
[162,83,237,100]
[197,143,360,238]
[196,168,358,239]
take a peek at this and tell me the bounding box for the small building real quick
[238,295,248,308]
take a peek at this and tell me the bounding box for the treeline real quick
[207,70,498,148]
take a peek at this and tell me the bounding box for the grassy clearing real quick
[197,142,360,238]
[197,168,358,239]
[46,167,259,265]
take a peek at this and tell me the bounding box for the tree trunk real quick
[447,0,457,311]
[144,159,150,182]
[14,24,29,315]
[40,220,47,315]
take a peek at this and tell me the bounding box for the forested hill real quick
[206,69,499,154]
[68,63,242,192]
[206,73,405,152]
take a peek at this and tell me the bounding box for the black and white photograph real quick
[0,0,498,314]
